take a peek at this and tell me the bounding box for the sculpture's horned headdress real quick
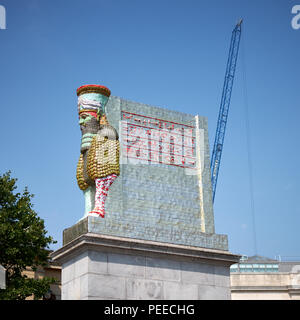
[77,84,111,120]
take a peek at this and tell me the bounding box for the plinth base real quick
[62,216,229,251]
[51,231,240,300]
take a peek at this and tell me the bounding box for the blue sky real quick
[0,0,299,260]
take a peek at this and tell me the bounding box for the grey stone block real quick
[126,278,163,300]
[181,261,215,285]
[146,257,181,281]
[87,274,126,300]
[88,250,108,275]
[62,259,75,285]
[0,265,6,289]
[214,265,230,287]
[108,253,145,278]
[80,274,89,299]
[61,280,69,300]
[198,285,231,300]
[74,252,89,278]
[163,281,199,300]
[63,276,81,300]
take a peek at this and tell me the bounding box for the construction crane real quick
[210,19,243,203]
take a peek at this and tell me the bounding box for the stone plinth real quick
[51,231,240,300]
[0,265,5,289]
[64,216,228,251]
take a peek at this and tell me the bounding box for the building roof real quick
[240,255,278,263]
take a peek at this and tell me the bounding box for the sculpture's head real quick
[77,84,111,153]
[79,110,99,134]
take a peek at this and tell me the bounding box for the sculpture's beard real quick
[80,118,100,153]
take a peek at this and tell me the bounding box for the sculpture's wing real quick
[76,153,89,190]
[87,134,120,179]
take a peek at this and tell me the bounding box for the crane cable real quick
[240,28,258,255]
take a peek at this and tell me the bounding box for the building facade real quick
[230,255,300,300]
[23,262,61,300]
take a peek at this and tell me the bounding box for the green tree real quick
[0,171,57,300]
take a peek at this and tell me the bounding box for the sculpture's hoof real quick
[99,212,105,218]
[88,212,100,218]
[89,208,105,218]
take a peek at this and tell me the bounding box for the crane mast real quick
[210,20,242,203]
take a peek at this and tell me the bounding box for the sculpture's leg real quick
[82,186,95,218]
[103,174,117,194]
[99,174,117,217]
[90,177,106,217]
[90,174,117,218]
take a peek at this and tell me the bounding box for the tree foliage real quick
[0,171,57,300]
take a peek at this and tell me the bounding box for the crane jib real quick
[210,20,242,203]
